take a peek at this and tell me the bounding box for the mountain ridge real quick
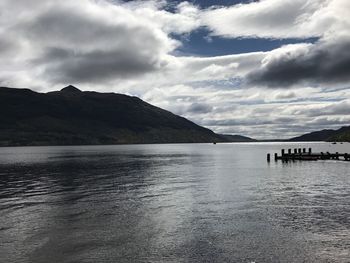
[219,134,257,142]
[0,86,254,146]
[289,126,350,142]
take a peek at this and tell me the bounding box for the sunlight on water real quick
[0,143,349,262]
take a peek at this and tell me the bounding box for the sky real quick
[0,0,350,139]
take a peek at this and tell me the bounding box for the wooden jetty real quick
[267,148,350,162]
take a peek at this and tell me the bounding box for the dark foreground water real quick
[0,143,349,263]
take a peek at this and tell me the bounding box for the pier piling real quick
[267,148,350,162]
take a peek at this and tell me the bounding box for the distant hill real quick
[0,86,232,146]
[327,126,350,142]
[219,134,256,142]
[289,126,350,142]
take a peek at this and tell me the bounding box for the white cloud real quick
[201,0,332,39]
[132,1,201,34]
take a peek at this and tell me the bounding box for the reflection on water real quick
[0,143,349,262]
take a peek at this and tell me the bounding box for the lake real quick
[0,143,349,262]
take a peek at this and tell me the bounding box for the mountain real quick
[219,134,256,142]
[327,126,350,142]
[289,126,350,142]
[289,129,336,141]
[0,86,229,146]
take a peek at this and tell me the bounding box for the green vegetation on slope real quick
[289,126,350,142]
[0,86,240,146]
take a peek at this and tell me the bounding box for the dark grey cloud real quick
[0,39,11,54]
[38,47,161,83]
[247,39,350,87]
[24,7,118,44]
[0,37,18,56]
[187,103,213,114]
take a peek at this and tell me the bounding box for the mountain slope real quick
[0,86,226,146]
[327,126,350,142]
[289,126,350,142]
[219,134,256,142]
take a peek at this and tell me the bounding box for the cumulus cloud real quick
[201,0,329,39]
[131,1,201,34]
[202,0,350,89]
[246,38,350,87]
[0,0,198,85]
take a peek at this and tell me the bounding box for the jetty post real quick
[268,148,350,162]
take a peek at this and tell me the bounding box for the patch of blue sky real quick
[165,0,251,10]
[119,0,251,10]
[173,28,318,57]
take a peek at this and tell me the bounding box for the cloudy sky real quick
[1,0,349,139]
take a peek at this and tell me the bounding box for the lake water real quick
[0,143,349,262]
